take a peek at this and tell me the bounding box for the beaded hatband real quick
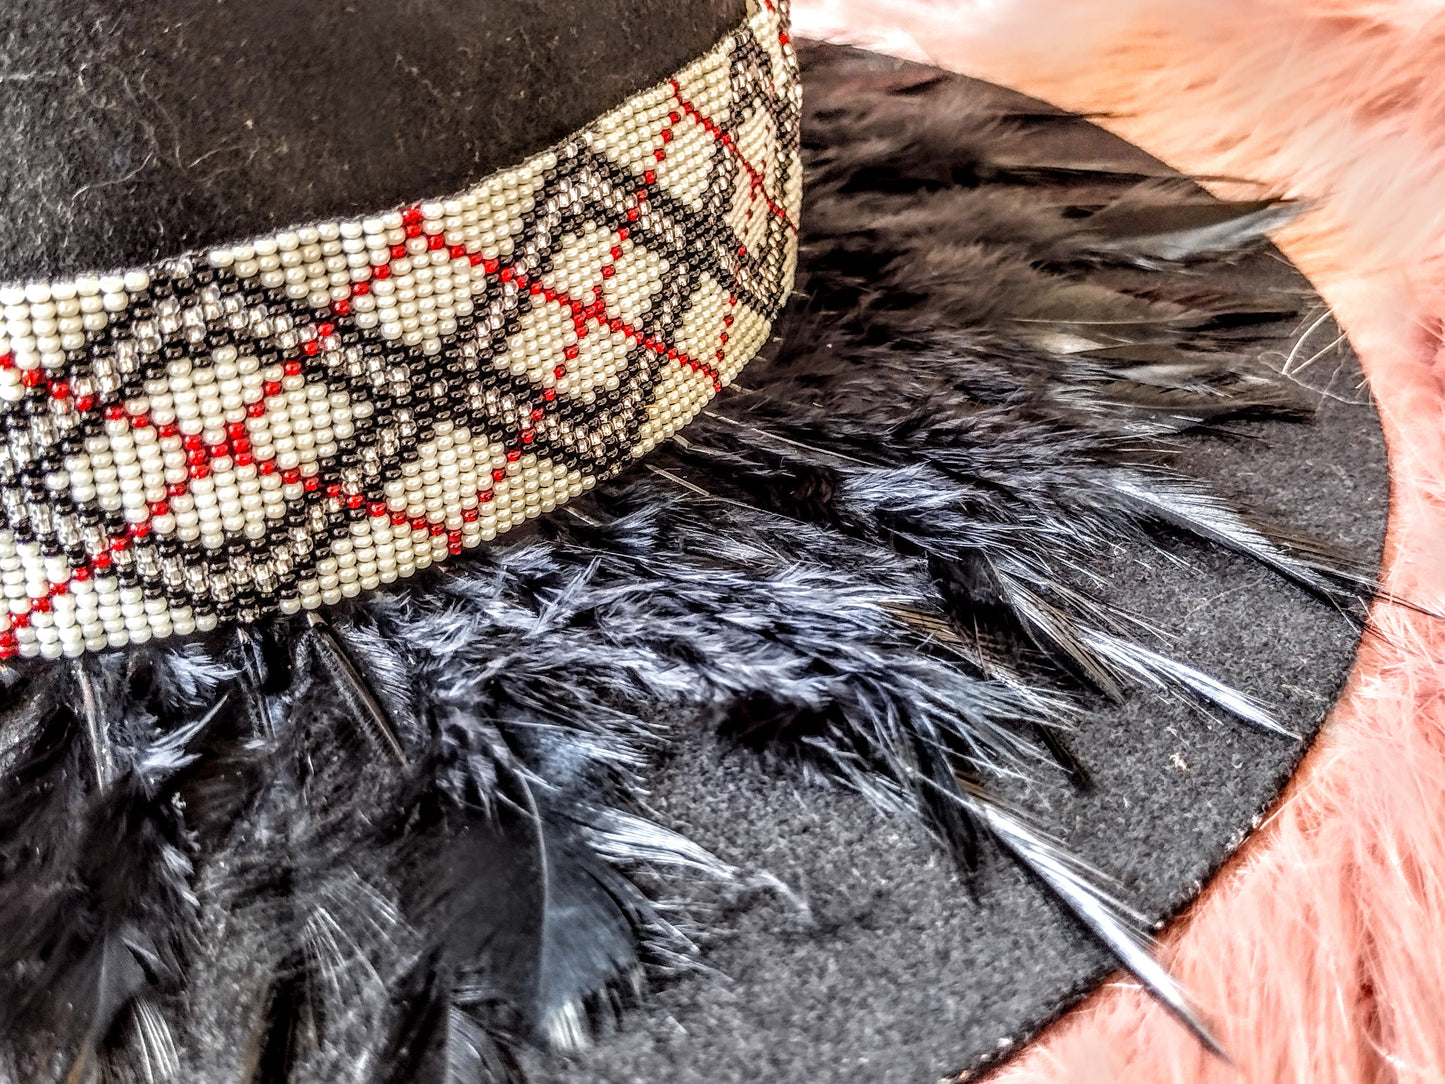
[0,1,800,659]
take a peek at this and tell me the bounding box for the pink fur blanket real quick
[794,3,1445,1082]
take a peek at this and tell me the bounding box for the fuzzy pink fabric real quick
[793,3,1445,1082]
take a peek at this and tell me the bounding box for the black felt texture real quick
[0,0,745,280]
[0,15,1389,1079]
[526,66,1389,1084]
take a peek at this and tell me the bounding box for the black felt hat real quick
[0,2,1384,1082]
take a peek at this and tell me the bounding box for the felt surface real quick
[524,71,1389,1084]
[0,0,745,281]
[791,6,1445,1083]
[0,5,1390,1072]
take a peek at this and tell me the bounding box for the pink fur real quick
[794,2,1445,1081]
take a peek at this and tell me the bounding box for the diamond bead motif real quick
[0,0,800,658]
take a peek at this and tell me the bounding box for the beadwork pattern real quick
[0,1,800,659]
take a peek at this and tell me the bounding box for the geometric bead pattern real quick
[0,0,800,658]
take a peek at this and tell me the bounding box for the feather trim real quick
[0,41,1373,1082]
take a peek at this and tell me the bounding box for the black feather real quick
[0,40,1379,1083]
[0,654,226,1082]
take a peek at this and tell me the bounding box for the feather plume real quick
[0,39,1375,1083]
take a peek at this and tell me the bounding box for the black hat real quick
[0,2,1384,1081]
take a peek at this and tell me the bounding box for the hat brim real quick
[548,46,1386,1084]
